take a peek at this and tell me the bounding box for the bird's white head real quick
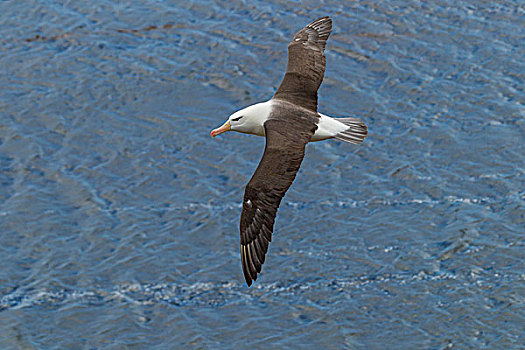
[210,102,271,138]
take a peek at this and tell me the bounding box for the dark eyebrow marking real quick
[232,116,243,122]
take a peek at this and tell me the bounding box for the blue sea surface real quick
[0,1,523,348]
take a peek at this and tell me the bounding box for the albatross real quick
[211,16,367,286]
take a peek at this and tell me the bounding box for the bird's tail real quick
[334,117,368,144]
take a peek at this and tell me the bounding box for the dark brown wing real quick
[240,110,318,286]
[273,16,332,112]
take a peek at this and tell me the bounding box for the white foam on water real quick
[2,270,519,311]
[168,195,496,214]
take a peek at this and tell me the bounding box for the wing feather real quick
[273,16,332,112]
[239,115,317,286]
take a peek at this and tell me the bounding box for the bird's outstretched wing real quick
[273,16,332,112]
[240,112,318,286]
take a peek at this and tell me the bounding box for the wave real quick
[2,269,518,311]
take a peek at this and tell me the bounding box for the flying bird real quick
[211,16,367,286]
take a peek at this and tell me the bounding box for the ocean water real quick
[0,1,523,349]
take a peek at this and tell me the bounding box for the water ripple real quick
[2,269,522,311]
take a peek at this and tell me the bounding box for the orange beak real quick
[211,120,231,138]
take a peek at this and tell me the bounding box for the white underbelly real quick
[310,113,347,142]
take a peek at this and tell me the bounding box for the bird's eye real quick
[232,116,243,122]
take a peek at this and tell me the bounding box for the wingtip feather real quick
[241,246,253,286]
